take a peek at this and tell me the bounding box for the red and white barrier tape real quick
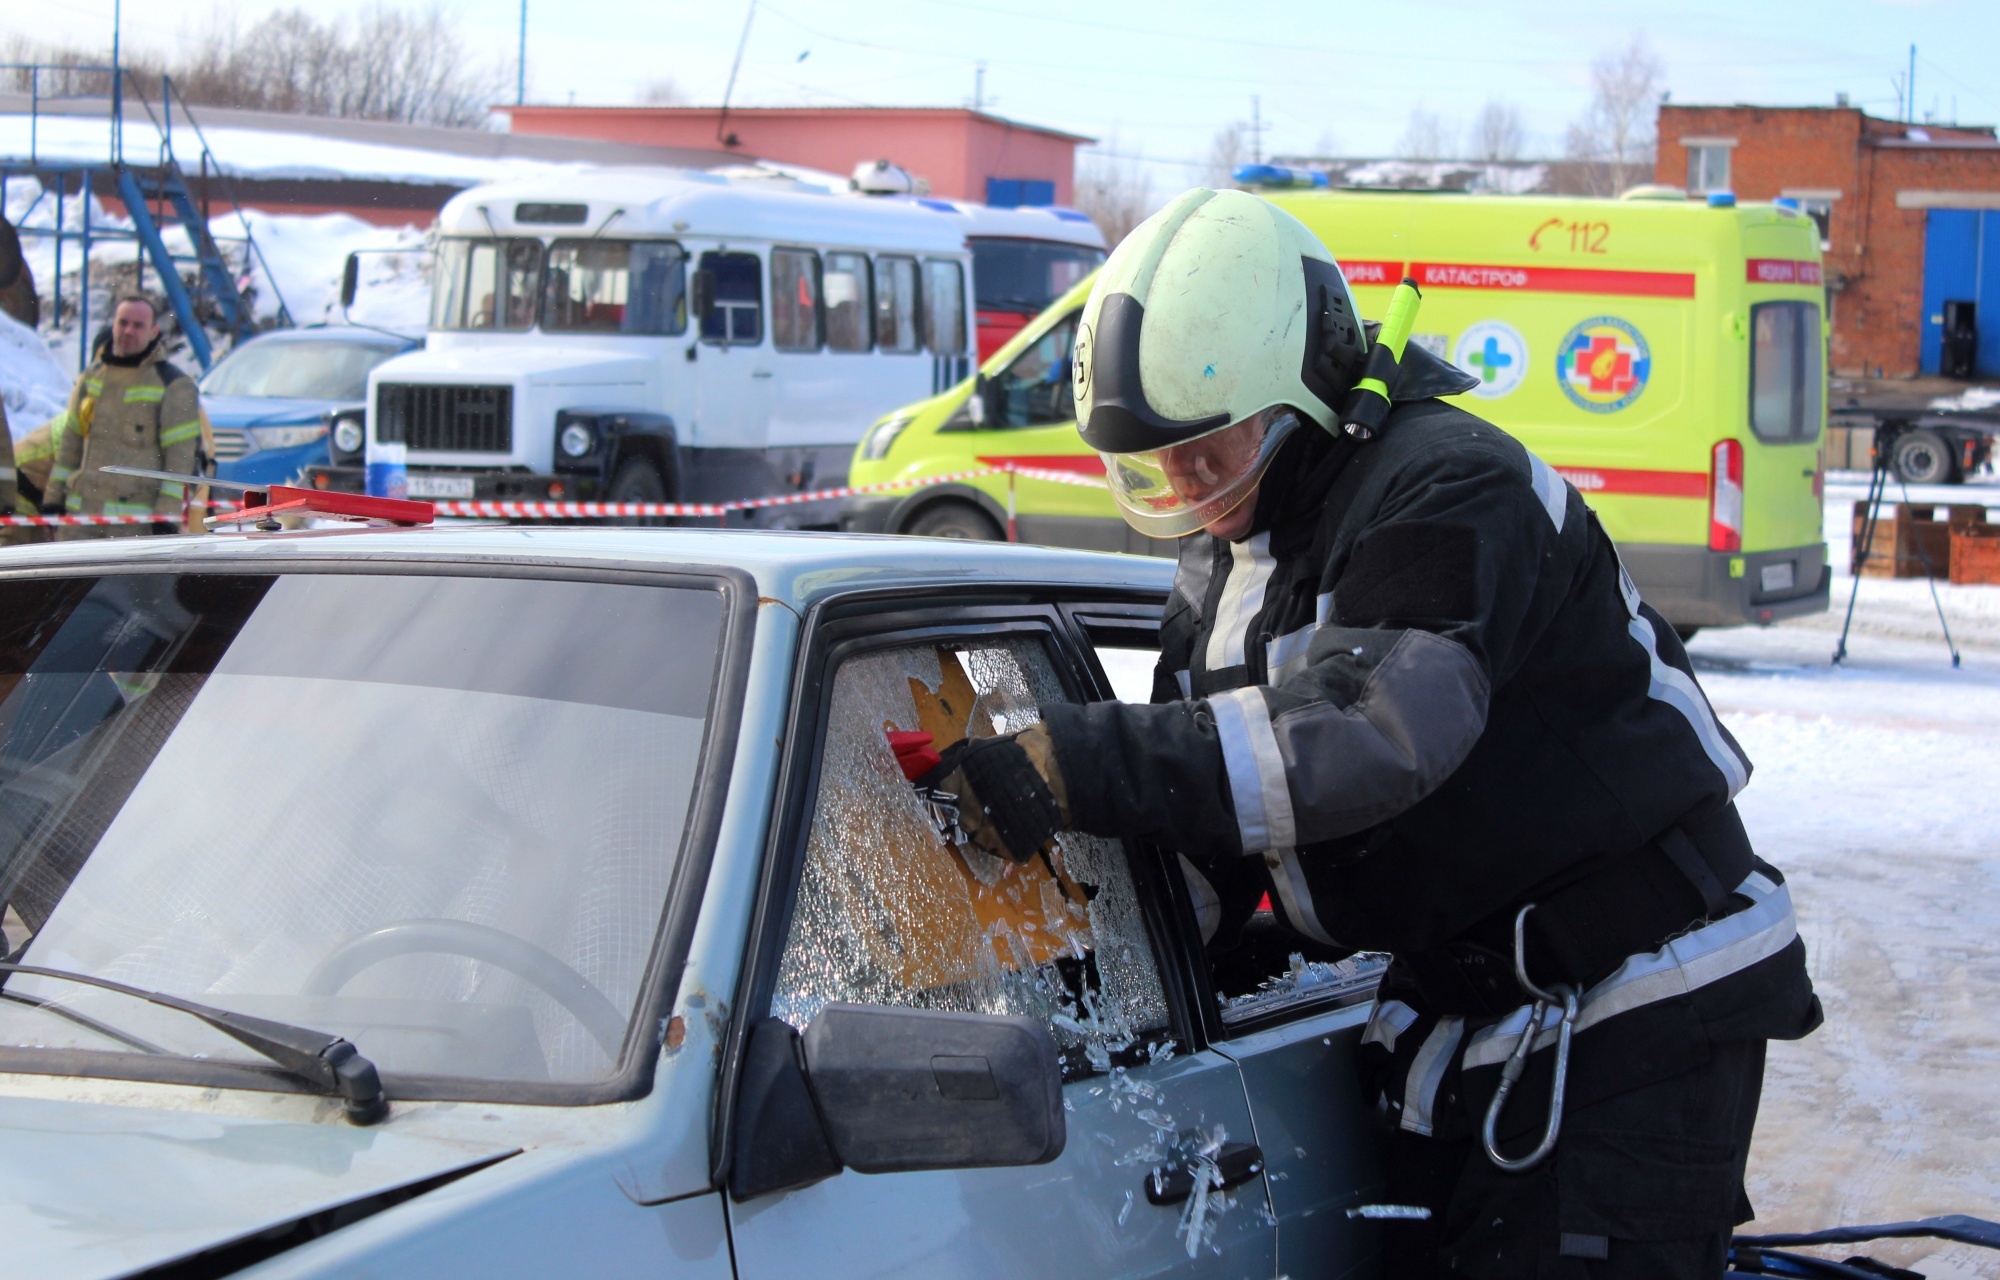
[430,463,1106,520]
[2,500,243,528]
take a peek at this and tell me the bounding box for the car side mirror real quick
[340,253,360,311]
[729,1005,1065,1200]
[967,372,989,426]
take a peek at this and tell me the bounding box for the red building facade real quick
[1657,104,2000,377]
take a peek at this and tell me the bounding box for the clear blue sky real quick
[18,0,2000,186]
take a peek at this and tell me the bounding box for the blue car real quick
[201,326,418,486]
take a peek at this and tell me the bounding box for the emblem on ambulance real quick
[1453,321,1528,399]
[1556,316,1650,413]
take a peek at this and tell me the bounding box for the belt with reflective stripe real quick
[1460,871,1794,1071]
[160,419,203,447]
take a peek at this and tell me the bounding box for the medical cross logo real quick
[1556,316,1651,413]
[1452,320,1528,399]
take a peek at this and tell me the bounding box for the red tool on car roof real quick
[99,467,434,530]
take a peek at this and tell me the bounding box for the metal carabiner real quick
[1480,904,1579,1174]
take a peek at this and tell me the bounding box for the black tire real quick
[903,499,1003,541]
[1890,429,1959,485]
[607,457,670,526]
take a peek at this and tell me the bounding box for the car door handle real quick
[1144,1141,1264,1205]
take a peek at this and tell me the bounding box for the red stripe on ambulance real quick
[976,454,1108,476]
[1745,259,1823,286]
[1409,262,1696,298]
[1338,260,1405,286]
[1556,466,1709,498]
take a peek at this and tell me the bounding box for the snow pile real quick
[1927,385,2000,412]
[0,308,70,438]
[213,210,429,330]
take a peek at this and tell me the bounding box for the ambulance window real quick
[874,256,921,353]
[1750,301,1823,444]
[824,252,872,352]
[771,249,823,352]
[769,636,1172,1075]
[699,252,763,345]
[542,240,686,335]
[923,259,968,355]
[990,312,1078,428]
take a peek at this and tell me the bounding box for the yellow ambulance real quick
[841,189,1830,630]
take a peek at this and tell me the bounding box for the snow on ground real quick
[1685,491,2000,1275]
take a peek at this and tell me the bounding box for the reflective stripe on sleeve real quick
[50,465,75,484]
[1460,871,1795,1071]
[1264,591,1334,684]
[1399,1015,1465,1136]
[1528,452,1568,533]
[1174,669,1192,699]
[1361,998,1420,1053]
[1613,551,1749,798]
[159,419,203,447]
[124,384,166,403]
[1262,846,1339,946]
[1209,685,1296,852]
[0,465,14,483]
[158,481,186,499]
[1204,532,1275,673]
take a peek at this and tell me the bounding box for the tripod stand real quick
[1833,449,1961,668]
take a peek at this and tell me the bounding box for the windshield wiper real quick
[0,963,388,1125]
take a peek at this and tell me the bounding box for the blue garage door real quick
[1920,208,2000,377]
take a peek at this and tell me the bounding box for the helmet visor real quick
[1100,411,1300,538]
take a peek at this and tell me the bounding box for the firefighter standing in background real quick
[919,189,1820,1278]
[41,295,202,537]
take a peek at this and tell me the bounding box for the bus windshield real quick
[432,238,544,332]
[544,240,688,335]
[970,238,1106,316]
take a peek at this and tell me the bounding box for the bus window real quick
[431,238,543,332]
[874,256,920,353]
[969,238,1105,316]
[824,252,872,352]
[699,252,763,345]
[543,240,686,335]
[924,259,967,355]
[1750,301,1823,443]
[772,249,823,352]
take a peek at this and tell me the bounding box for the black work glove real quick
[920,725,1070,864]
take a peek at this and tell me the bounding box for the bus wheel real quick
[608,458,669,526]
[905,500,1003,541]
[1890,430,1958,485]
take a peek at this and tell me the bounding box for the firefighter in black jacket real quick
[922,189,1821,1278]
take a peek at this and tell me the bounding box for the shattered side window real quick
[771,635,1171,1074]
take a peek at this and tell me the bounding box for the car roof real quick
[0,527,1176,612]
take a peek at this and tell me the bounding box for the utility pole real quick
[717,1,757,148]
[110,0,123,163]
[974,62,986,112]
[516,0,528,106]
[1250,95,1264,164]
[1907,44,1916,123]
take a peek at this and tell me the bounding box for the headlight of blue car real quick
[248,424,330,450]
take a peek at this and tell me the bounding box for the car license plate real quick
[1760,561,1795,593]
[406,475,475,499]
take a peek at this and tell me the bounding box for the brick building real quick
[1657,105,2000,378]
[503,106,1090,208]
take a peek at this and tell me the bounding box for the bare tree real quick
[639,78,688,106]
[1398,109,1448,163]
[1074,143,1154,247]
[1206,124,1246,189]
[4,5,505,128]
[1563,36,1665,195]
[1469,98,1525,163]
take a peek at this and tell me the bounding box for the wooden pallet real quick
[1851,502,1990,579]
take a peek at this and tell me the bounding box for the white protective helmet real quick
[1073,188,1368,537]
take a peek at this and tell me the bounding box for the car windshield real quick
[969,238,1105,314]
[0,572,724,1092]
[199,339,404,401]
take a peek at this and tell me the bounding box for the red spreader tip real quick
[886,729,942,782]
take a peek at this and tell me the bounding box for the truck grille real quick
[376,383,513,454]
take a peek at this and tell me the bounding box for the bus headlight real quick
[862,415,913,461]
[331,416,365,455]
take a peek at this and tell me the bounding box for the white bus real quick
[889,198,1108,360]
[327,167,987,524]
